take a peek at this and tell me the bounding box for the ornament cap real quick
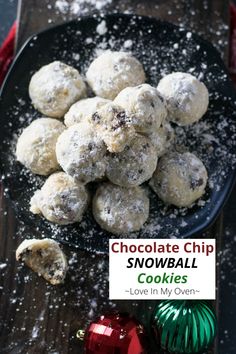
[76,329,85,341]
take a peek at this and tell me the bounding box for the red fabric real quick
[0,21,17,86]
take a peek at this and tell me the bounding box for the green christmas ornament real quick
[152,300,216,354]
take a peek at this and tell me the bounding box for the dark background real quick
[0,0,17,43]
[0,1,236,353]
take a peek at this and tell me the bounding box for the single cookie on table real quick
[30,172,89,225]
[106,134,158,187]
[86,50,146,100]
[93,182,149,234]
[29,61,86,118]
[147,121,175,157]
[64,96,111,127]
[16,238,67,285]
[149,151,208,207]
[114,84,167,133]
[56,122,107,183]
[157,72,209,126]
[90,102,135,153]
[16,117,65,175]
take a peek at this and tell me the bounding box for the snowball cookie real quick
[90,102,135,153]
[64,96,110,127]
[148,121,175,157]
[93,183,149,234]
[106,134,158,187]
[149,152,208,207]
[157,72,209,126]
[86,50,146,100]
[114,84,167,133]
[30,172,89,225]
[16,118,65,175]
[16,238,67,285]
[29,61,86,118]
[56,122,107,183]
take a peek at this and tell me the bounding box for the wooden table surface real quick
[0,1,232,353]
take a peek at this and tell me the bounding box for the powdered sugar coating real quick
[16,118,65,175]
[86,50,146,99]
[147,121,175,157]
[114,84,167,133]
[1,14,234,251]
[90,102,135,153]
[29,61,86,118]
[150,151,208,207]
[157,72,209,126]
[16,238,68,285]
[93,182,149,234]
[64,96,111,127]
[106,134,158,187]
[30,172,89,225]
[55,0,113,14]
[56,122,107,183]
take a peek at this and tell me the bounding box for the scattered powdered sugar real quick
[1,15,236,254]
[72,52,80,61]
[0,12,234,354]
[55,0,112,15]
[96,20,108,35]
[52,1,229,63]
[0,263,7,270]
[0,245,124,353]
[123,39,133,49]
[186,32,192,39]
[217,227,236,352]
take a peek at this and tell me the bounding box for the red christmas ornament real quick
[84,312,147,354]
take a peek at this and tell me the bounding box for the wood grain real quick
[0,1,230,353]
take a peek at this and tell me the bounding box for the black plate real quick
[1,14,236,253]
